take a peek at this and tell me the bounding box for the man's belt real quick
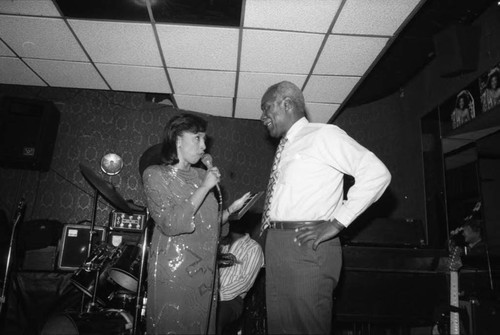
[268,221,323,230]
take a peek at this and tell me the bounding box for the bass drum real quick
[41,309,133,335]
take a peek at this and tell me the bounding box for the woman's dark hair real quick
[161,113,207,165]
[455,92,470,108]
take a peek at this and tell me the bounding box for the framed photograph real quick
[450,90,475,129]
[440,81,480,133]
[479,64,500,113]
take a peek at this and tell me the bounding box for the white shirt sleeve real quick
[316,126,392,227]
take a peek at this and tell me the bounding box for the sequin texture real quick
[143,165,219,334]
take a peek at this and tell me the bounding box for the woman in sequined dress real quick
[142,113,250,335]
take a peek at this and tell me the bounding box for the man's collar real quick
[284,117,308,142]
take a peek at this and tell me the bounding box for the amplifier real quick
[109,211,146,231]
[57,224,107,271]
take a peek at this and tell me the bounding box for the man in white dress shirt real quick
[260,81,391,334]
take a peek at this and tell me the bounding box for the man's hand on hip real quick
[294,219,345,250]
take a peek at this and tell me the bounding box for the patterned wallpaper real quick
[0,85,275,236]
[1,82,427,249]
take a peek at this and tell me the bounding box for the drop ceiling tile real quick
[96,63,171,94]
[0,40,15,57]
[0,0,61,17]
[240,30,323,74]
[169,69,235,97]
[0,56,46,86]
[304,75,359,104]
[157,25,239,71]
[175,95,233,118]
[314,35,388,76]
[306,102,340,123]
[244,0,342,33]
[69,20,163,67]
[25,59,108,90]
[0,15,87,61]
[234,97,262,120]
[332,0,422,36]
[237,72,307,99]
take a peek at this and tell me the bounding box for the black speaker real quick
[433,25,481,78]
[57,224,107,271]
[18,219,63,251]
[0,96,60,171]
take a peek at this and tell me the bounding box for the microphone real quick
[201,153,221,191]
[201,153,214,170]
[201,153,222,208]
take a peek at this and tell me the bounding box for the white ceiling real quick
[0,0,423,123]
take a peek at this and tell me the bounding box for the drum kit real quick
[42,164,151,335]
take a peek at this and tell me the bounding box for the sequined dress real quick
[142,164,220,335]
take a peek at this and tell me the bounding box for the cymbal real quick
[79,163,134,214]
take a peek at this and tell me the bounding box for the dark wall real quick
[0,85,275,236]
[335,92,422,220]
[335,4,500,246]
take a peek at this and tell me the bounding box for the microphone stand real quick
[201,153,223,334]
[207,184,223,335]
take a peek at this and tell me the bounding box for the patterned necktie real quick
[261,137,288,234]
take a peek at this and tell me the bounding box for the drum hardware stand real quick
[82,186,105,313]
[82,242,119,313]
[79,163,146,333]
[87,187,100,259]
[132,209,151,335]
[86,262,103,312]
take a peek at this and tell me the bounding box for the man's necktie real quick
[260,137,288,234]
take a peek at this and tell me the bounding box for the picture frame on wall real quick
[440,80,481,134]
[479,63,500,113]
[450,90,475,130]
